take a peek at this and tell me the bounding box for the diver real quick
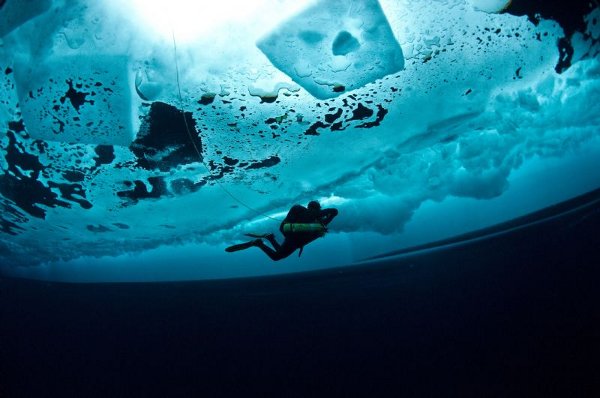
[225,201,338,261]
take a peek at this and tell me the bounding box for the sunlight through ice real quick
[128,0,271,43]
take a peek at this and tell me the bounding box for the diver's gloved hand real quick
[318,223,328,237]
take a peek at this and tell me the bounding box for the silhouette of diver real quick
[225,201,338,261]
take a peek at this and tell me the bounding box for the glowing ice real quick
[257,0,404,99]
[14,55,134,146]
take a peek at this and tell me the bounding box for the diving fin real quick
[225,240,259,253]
[244,233,273,239]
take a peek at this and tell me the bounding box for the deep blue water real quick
[1,189,598,397]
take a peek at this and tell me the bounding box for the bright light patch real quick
[129,0,268,43]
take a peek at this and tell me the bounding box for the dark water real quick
[1,190,599,397]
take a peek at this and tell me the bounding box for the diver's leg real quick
[264,234,281,251]
[254,240,281,261]
[255,239,296,261]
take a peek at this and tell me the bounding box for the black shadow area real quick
[1,190,599,397]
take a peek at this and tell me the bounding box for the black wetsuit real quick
[255,205,338,261]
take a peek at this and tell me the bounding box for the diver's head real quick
[307,201,321,211]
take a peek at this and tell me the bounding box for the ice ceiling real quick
[1,0,599,281]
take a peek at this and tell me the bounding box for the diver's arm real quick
[318,208,338,226]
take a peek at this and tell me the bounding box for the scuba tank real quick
[281,223,326,233]
[281,223,327,257]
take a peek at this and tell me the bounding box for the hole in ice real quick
[332,30,360,56]
[298,30,325,45]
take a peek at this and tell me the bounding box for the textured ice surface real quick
[14,55,133,145]
[0,0,52,38]
[257,0,404,99]
[0,0,599,280]
[468,0,511,13]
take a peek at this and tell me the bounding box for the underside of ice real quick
[257,0,404,99]
[468,0,512,13]
[14,55,134,146]
[0,0,599,280]
[0,0,51,37]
